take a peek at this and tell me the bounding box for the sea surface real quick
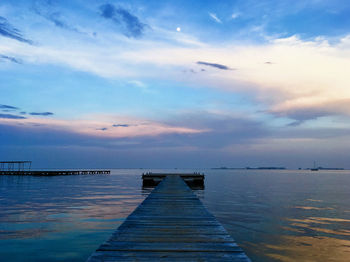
[0,169,349,261]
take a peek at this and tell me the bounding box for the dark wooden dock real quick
[0,170,110,176]
[142,172,205,188]
[87,174,251,261]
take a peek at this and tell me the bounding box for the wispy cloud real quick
[0,113,205,139]
[209,13,222,23]
[30,112,54,116]
[113,124,130,127]
[0,113,26,119]
[0,16,33,44]
[0,104,19,110]
[0,54,22,64]
[48,12,68,28]
[287,120,303,127]
[41,11,80,33]
[33,1,82,34]
[100,3,147,38]
[197,61,231,70]
[231,12,240,19]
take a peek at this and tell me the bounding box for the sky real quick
[1,0,350,168]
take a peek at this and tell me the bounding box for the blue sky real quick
[1,0,350,168]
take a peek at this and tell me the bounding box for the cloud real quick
[42,11,81,33]
[0,122,101,148]
[287,120,303,127]
[0,16,33,44]
[209,13,222,23]
[0,113,204,139]
[270,107,330,123]
[100,3,147,38]
[269,98,350,123]
[0,54,22,64]
[0,104,19,110]
[197,61,231,70]
[0,106,54,118]
[182,68,197,74]
[47,12,70,29]
[3,13,350,126]
[100,3,116,19]
[1,109,350,168]
[0,110,268,150]
[30,112,54,116]
[231,12,240,19]
[0,113,26,119]
[125,34,350,122]
[34,1,82,34]
[168,111,269,146]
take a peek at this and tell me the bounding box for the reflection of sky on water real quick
[200,170,350,262]
[0,170,146,261]
[0,169,350,261]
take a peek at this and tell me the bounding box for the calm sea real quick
[0,169,349,261]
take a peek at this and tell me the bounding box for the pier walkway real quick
[142,172,204,188]
[87,174,250,261]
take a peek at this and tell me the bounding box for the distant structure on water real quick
[212,166,286,170]
[0,161,32,171]
[0,160,110,176]
[308,161,344,171]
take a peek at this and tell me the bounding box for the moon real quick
[176,27,181,32]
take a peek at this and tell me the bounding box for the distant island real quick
[212,166,345,170]
[304,167,344,170]
[212,167,286,170]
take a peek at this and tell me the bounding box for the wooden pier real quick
[142,172,205,189]
[0,170,110,176]
[87,174,251,261]
[0,161,110,176]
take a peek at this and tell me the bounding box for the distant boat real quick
[311,161,318,171]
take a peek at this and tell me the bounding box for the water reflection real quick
[201,169,350,262]
[1,169,350,262]
[0,170,146,261]
[265,235,350,262]
[287,216,350,236]
[294,206,334,210]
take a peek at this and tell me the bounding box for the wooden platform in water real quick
[142,172,205,188]
[0,170,110,176]
[87,174,251,261]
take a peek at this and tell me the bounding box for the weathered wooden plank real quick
[88,251,250,262]
[107,235,236,243]
[87,174,251,261]
[121,221,222,226]
[114,228,230,236]
[97,242,242,252]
